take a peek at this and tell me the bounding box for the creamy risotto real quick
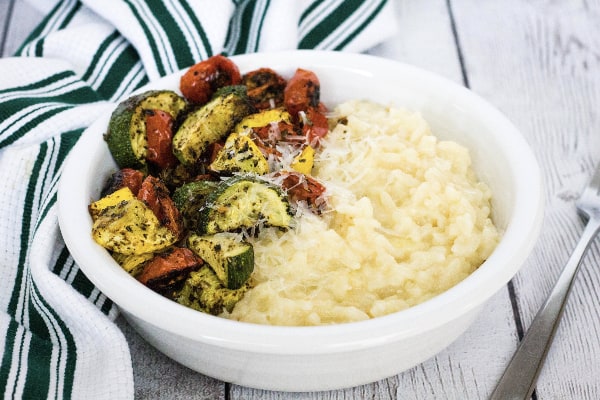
[225,100,500,326]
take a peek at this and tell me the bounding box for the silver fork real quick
[490,162,600,400]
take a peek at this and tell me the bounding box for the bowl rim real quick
[58,50,544,354]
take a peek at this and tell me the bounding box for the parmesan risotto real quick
[225,100,500,326]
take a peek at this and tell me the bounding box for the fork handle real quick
[489,214,600,400]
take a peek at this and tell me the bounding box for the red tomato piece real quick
[137,176,183,238]
[145,109,178,169]
[137,247,203,290]
[278,171,327,213]
[301,106,329,147]
[180,54,242,104]
[283,68,321,118]
[102,168,144,197]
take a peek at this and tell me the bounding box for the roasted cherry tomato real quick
[101,168,144,197]
[145,109,178,169]
[278,171,327,213]
[284,68,321,118]
[301,105,329,147]
[252,121,298,146]
[242,67,287,110]
[180,54,242,104]
[137,247,203,295]
[137,176,183,238]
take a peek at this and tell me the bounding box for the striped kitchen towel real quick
[0,0,397,398]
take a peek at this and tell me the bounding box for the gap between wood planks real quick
[446,0,539,398]
[0,0,17,56]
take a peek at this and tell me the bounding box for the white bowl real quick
[58,50,543,392]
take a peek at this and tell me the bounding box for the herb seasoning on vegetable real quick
[90,55,330,316]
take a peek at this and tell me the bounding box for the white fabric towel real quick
[0,1,398,398]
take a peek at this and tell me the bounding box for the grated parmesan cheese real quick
[224,100,500,326]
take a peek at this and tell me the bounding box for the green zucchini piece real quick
[209,132,269,175]
[175,266,250,315]
[172,180,219,229]
[105,90,187,169]
[188,233,254,289]
[172,85,254,167]
[196,175,292,235]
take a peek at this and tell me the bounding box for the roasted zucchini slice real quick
[105,90,187,169]
[172,180,219,229]
[175,266,250,315]
[196,176,292,234]
[188,233,254,289]
[172,85,254,166]
[209,132,269,175]
[90,187,177,255]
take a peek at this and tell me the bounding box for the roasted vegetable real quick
[196,175,292,235]
[89,187,135,220]
[111,252,154,277]
[90,187,178,255]
[278,171,327,213]
[233,107,293,135]
[145,109,178,169]
[242,67,287,110]
[282,69,329,147]
[175,266,250,315]
[137,247,203,296]
[137,176,183,238]
[290,145,315,175]
[209,132,269,175]
[172,85,254,167]
[300,104,329,147]
[172,180,219,229]
[180,55,242,104]
[283,68,320,118]
[91,57,334,318]
[105,90,187,169]
[188,233,254,289]
[100,168,144,198]
[232,108,298,157]
[157,163,200,190]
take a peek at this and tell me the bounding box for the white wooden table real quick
[2,1,599,399]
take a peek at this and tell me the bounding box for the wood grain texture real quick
[0,0,43,57]
[452,0,600,398]
[5,0,600,398]
[0,1,12,56]
[116,318,227,400]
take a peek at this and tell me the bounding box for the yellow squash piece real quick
[234,108,292,134]
[290,145,315,175]
[88,187,134,220]
[90,188,177,255]
[209,133,269,175]
[111,252,154,277]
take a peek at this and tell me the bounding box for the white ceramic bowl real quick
[58,50,543,392]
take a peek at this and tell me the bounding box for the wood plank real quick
[0,0,541,399]
[116,317,227,400]
[230,0,521,397]
[0,0,12,56]
[367,0,464,84]
[452,0,600,398]
[2,0,44,57]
